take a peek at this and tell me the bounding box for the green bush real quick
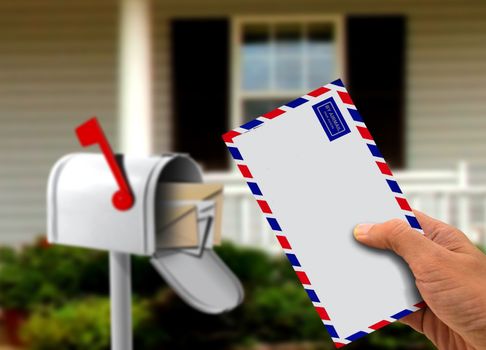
[3,240,435,349]
[214,243,279,287]
[0,238,108,310]
[0,237,176,311]
[245,282,324,342]
[21,297,152,350]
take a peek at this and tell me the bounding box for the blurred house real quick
[0,0,486,247]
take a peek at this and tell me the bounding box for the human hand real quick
[354,211,486,350]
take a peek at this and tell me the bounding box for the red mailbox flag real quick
[75,117,134,211]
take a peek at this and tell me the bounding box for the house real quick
[0,0,485,246]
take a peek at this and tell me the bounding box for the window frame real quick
[230,15,346,136]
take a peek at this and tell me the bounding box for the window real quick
[232,17,344,126]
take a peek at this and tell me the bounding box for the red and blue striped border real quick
[222,79,426,347]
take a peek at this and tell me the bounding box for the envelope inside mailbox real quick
[164,200,215,256]
[156,204,199,248]
[156,183,223,249]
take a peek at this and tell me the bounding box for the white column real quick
[112,0,153,349]
[118,0,153,155]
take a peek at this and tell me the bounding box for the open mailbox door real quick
[151,250,243,314]
[47,153,243,314]
[153,181,243,314]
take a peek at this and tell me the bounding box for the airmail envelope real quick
[157,183,223,245]
[223,79,425,347]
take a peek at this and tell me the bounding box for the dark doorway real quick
[171,19,229,170]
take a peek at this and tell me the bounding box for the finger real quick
[414,210,476,253]
[399,309,425,334]
[353,218,442,267]
[412,210,442,234]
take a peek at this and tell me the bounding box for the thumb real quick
[353,218,440,268]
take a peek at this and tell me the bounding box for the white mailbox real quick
[47,152,243,314]
[48,153,202,254]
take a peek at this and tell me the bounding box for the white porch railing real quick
[205,162,486,251]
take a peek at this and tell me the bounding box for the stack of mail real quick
[155,183,223,253]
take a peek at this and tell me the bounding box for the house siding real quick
[0,1,118,244]
[407,12,486,183]
[0,0,485,244]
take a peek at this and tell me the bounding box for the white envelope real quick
[223,79,424,347]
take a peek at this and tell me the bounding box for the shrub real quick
[244,282,324,342]
[0,237,179,311]
[0,238,107,310]
[21,297,152,350]
[4,240,435,349]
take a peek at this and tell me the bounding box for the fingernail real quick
[353,224,374,240]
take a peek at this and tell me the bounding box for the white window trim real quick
[230,15,347,133]
[204,15,346,177]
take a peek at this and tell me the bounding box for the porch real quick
[206,162,486,250]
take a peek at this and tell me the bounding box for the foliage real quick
[21,297,152,350]
[244,283,324,342]
[0,237,107,310]
[142,243,433,349]
[1,239,435,349]
[214,243,280,287]
[0,237,174,311]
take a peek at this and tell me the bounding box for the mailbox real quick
[47,152,243,314]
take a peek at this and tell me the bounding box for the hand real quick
[354,211,486,350]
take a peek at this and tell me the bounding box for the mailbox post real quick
[110,252,132,350]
